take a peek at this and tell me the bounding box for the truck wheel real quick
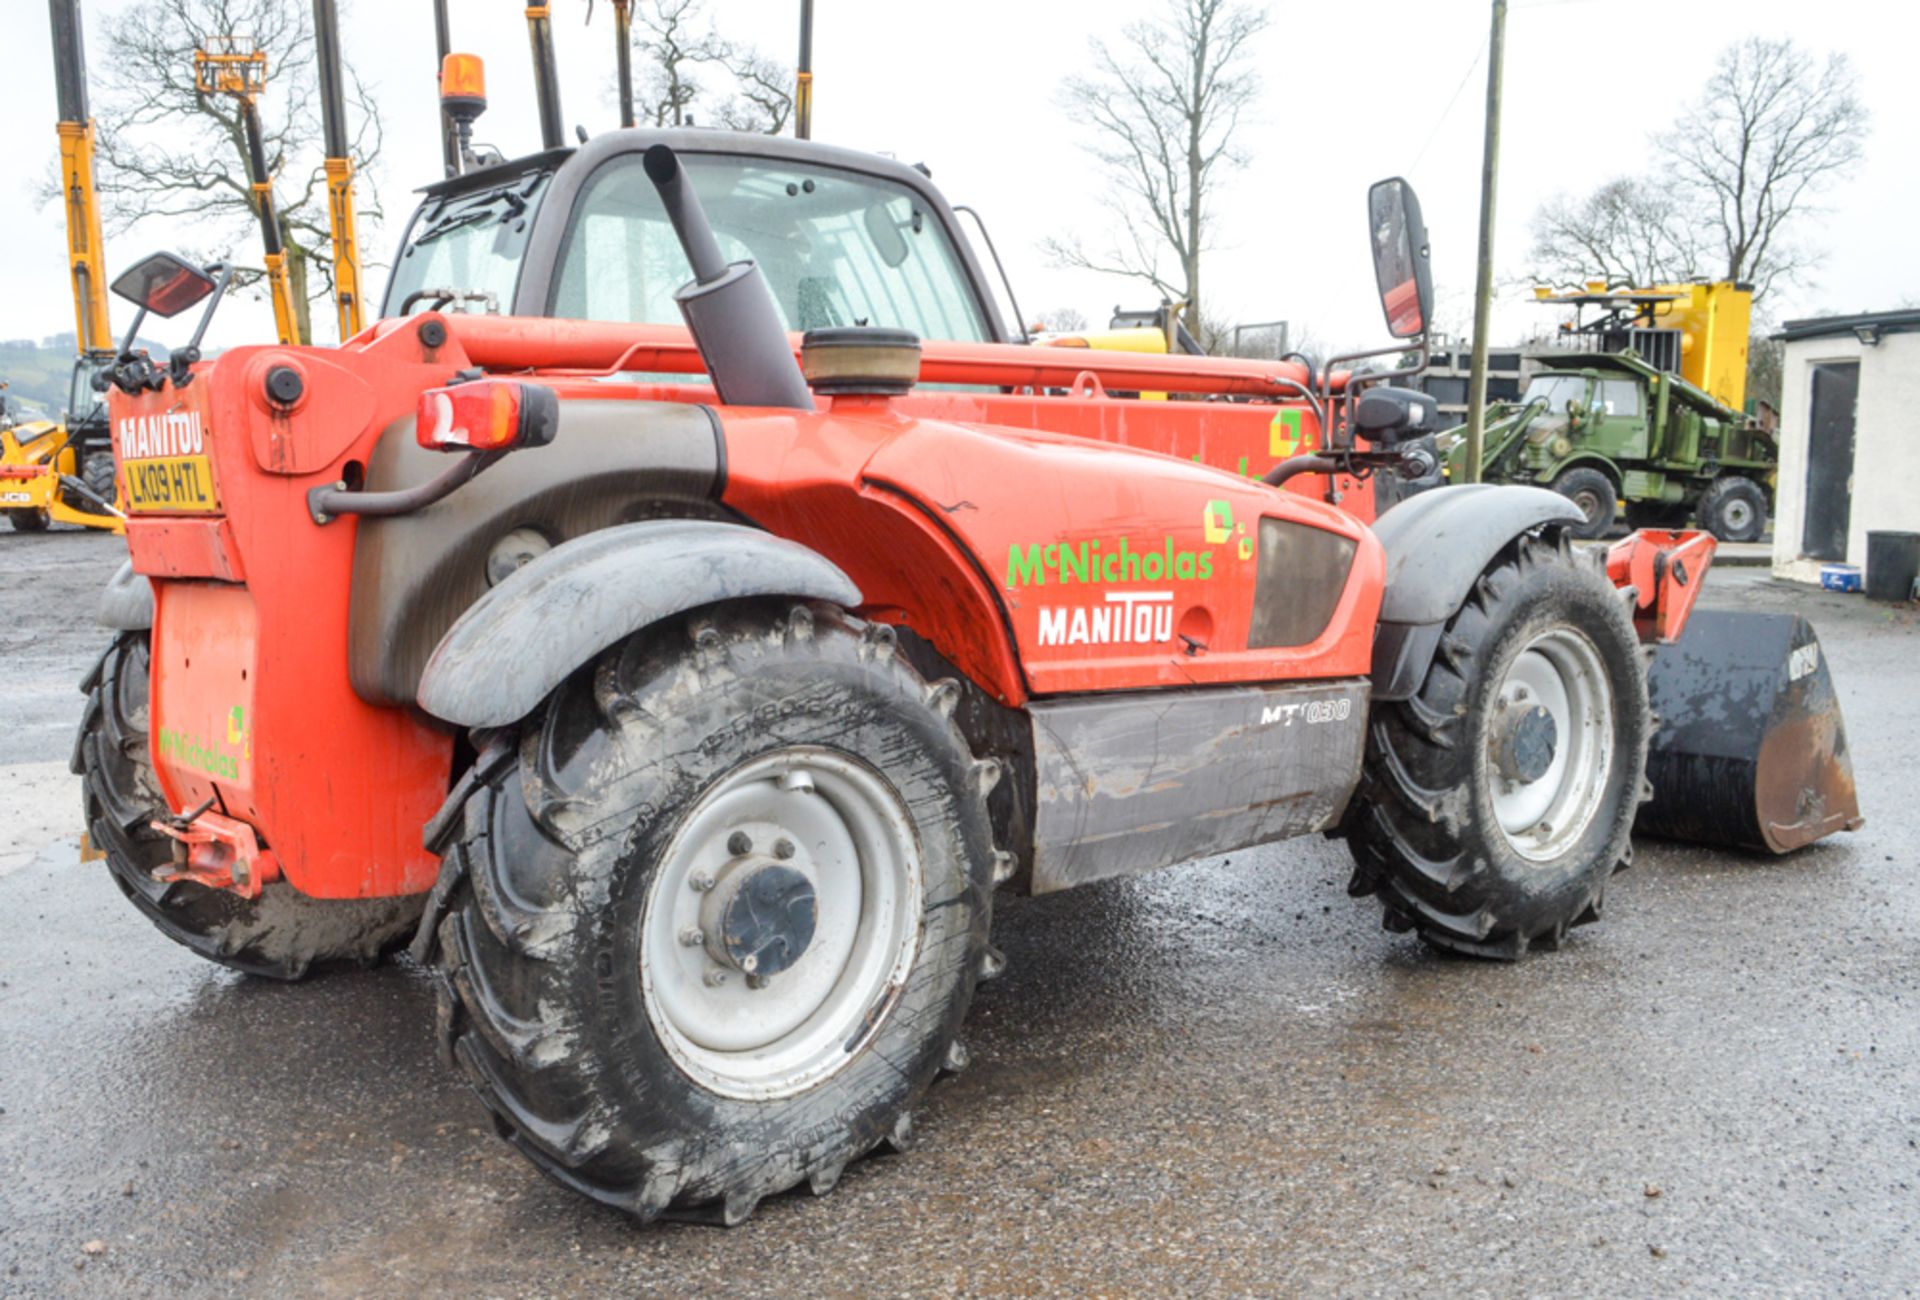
[432,601,995,1223]
[1343,532,1649,958]
[76,450,118,513]
[75,631,423,980]
[1550,467,1617,540]
[1698,475,1767,543]
[5,508,49,532]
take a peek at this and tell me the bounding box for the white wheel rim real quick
[1723,498,1754,532]
[641,747,923,1100]
[1487,627,1615,862]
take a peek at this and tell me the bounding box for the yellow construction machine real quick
[3,0,122,533]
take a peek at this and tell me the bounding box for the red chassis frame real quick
[108,315,1704,901]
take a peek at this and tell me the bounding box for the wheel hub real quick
[642,749,923,1100]
[1492,702,1557,784]
[701,856,818,978]
[1486,629,1616,862]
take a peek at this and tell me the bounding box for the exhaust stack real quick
[642,144,811,410]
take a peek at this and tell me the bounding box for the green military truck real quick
[1442,348,1776,541]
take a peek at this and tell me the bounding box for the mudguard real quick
[97,560,154,631]
[416,520,862,728]
[1369,483,1583,700]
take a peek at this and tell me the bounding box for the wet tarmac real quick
[3,529,1917,1297]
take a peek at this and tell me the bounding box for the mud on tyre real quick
[75,631,422,980]
[1342,531,1649,958]
[427,601,995,1224]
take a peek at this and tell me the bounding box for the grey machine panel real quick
[416,519,861,729]
[348,398,723,708]
[1028,677,1370,894]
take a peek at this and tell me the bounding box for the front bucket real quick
[1635,609,1863,854]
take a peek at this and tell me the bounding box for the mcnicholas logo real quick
[157,726,242,781]
[1007,536,1213,587]
[114,410,204,460]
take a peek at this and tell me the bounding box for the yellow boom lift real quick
[195,38,299,344]
[312,0,364,339]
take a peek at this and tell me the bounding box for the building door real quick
[1802,362,1858,562]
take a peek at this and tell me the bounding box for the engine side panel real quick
[718,403,1383,704]
[1028,677,1369,893]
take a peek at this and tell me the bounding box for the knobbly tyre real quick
[82,117,1854,1226]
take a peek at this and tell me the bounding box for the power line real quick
[1407,34,1488,177]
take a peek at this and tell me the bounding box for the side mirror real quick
[110,252,217,318]
[1367,178,1433,340]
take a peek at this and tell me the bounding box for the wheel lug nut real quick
[689,872,715,893]
[678,927,705,947]
[704,969,728,987]
[727,831,753,857]
[746,974,768,990]
[773,838,796,860]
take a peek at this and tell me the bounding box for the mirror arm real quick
[953,205,1030,345]
[169,263,235,388]
[1318,336,1430,449]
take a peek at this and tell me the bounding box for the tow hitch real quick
[151,798,281,898]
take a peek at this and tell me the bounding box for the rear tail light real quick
[416,379,558,453]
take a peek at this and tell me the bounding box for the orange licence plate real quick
[123,454,220,514]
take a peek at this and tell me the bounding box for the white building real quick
[1771,310,1920,585]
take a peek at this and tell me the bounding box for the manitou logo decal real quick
[1038,592,1175,647]
[114,410,204,460]
[1259,697,1353,727]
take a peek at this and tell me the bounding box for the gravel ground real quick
[1,527,1916,1298]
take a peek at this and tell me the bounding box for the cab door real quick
[1595,377,1649,459]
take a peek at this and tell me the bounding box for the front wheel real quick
[431,601,995,1223]
[5,508,49,532]
[1343,531,1649,958]
[1550,466,1617,540]
[1698,475,1768,543]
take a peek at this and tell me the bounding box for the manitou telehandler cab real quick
[78,115,1859,1226]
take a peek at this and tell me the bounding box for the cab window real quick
[552,153,990,342]
[1597,378,1643,418]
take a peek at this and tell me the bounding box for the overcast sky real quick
[5,0,1915,353]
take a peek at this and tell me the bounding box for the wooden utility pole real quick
[1463,0,1507,484]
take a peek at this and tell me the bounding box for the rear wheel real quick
[430,601,995,1223]
[1343,532,1649,958]
[1698,475,1768,543]
[1550,466,1617,540]
[5,508,49,532]
[75,632,423,980]
[73,450,118,514]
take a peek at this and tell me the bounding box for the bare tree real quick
[1659,37,1867,299]
[628,0,792,134]
[1528,177,1703,289]
[1042,0,1267,332]
[89,0,383,344]
[1528,38,1865,302]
